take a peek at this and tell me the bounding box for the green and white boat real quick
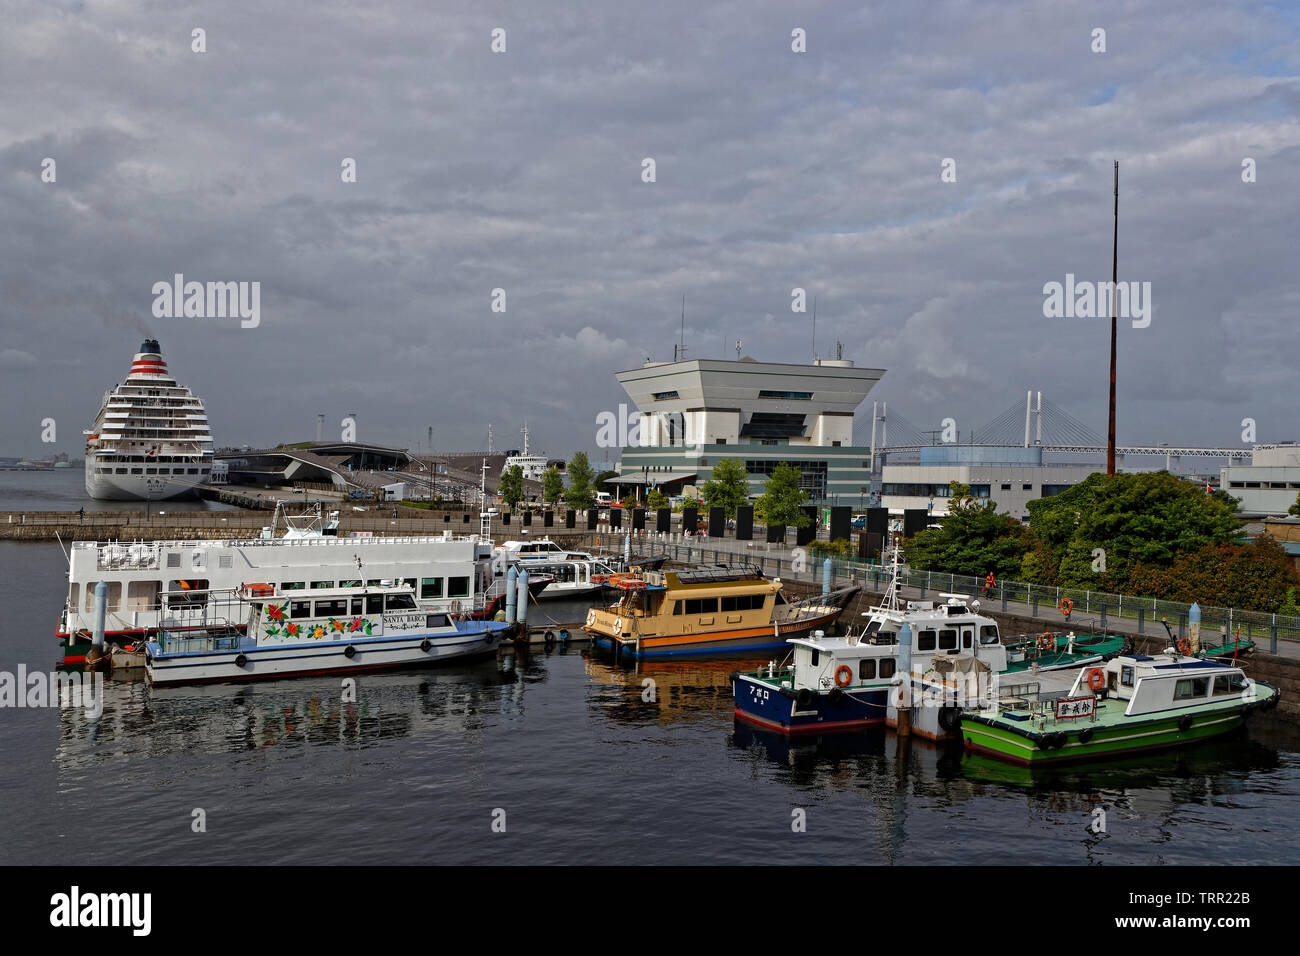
[961,650,1279,766]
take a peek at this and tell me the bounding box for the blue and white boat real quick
[145,584,510,686]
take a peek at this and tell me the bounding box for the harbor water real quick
[2,534,1299,865]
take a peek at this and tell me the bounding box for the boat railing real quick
[991,680,1041,712]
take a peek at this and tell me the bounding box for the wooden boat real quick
[584,566,858,658]
[960,651,1279,765]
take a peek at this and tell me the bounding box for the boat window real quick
[282,582,305,591]
[1213,673,1248,696]
[962,628,973,649]
[425,614,449,628]
[69,583,80,609]
[859,659,876,680]
[810,650,820,667]
[127,580,161,611]
[351,598,364,615]
[339,580,361,588]
[673,601,683,615]
[315,599,348,618]
[917,630,937,651]
[721,596,737,612]
[386,594,418,611]
[979,625,999,644]
[366,595,384,614]
[311,581,334,590]
[879,659,896,678]
[290,601,312,619]
[938,629,958,650]
[366,580,384,587]
[400,578,418,590]
[1174,677,1210,700]
[1120,666,1134,687]
[448,576,470,598]
[421,578,444,599]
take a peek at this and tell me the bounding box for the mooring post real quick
[505,565,517,624]
[92,581,107,650]
[516,568,529,628]
[896,622,913,737]
[1270,623,1278,655]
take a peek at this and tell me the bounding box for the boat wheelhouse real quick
[84,339,213,500]
[584,566,858,658]
[145,584,510,686]
[961,651,1280,765]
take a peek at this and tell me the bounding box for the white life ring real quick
[586,610,596,627]
[613,618,623,635]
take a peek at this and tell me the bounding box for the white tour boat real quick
[145,584,511,686]
[494,538,617,600]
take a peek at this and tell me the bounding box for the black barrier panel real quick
[708,507,725,537]
[656,508,671,533]
[587,509,598,530]
[502,513,511,525]
[862,531,884,561]
[735,506,753,540]
[565,510,576,529]
[522,510,532,527]
[796,507,817,546]
[867,508,888,534]
[830,506,851,542]
[682,507,698,533]
[610,508,622,529]
[633,508,645,530]
[902,508,929,539]
[767,523,786,543]
[544,510,553,527]
[463,513,470,523]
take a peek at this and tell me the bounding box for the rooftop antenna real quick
[487,423,493,455]
[678,294,687,361]
[1107,160,1119,476]
[735,338,742,360]
[811,295,817,362]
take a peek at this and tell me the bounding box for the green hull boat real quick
[962,651,1279,766]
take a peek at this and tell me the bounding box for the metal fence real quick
[584,532,1300,651]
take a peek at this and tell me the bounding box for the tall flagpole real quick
[1107,160,1118,476]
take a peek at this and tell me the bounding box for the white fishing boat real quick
[494,538,617,600]
[84,338,213,500]
[145,584,510,686]
[58,502,514,663]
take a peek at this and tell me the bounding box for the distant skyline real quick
[2,1,1298,460]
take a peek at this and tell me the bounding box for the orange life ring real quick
[1176,637,1192,656]
[1037,633,1055,651]
[1087,668,1105,692]
[1059,597,1073,616]
[834,665,852,688]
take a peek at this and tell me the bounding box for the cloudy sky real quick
[2,0,1297,464]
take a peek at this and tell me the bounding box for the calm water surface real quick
[1,538,1297,865]
[0,469,235,512]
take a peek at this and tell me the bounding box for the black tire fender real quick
[1079,728,1094,744]
[828,687,844,706]
[938,705,961,732]
[420,639,432,652]
[796,688,813,708]
[344,645,357,659]
[1178,714,1193,732]
[234,654,248,668]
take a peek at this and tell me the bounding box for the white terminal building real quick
[1220,443,1300,516]
[609,355,884,505]
[878,445,1098,521]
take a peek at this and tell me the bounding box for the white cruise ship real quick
[84,338,214,500]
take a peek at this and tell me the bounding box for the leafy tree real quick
[498,465,524,510]
[620,493,638,511]
[755,462,810,529]
[673,496,702,512]
[904,499,1032,579]
[1123,535,1300,613]
[947,480,975,507]
[646,487,669,509]
[1025,472,1242,590]
[1280,586,1299,618]
[700,457,750,518]
[541,466,565,507]
[565,452,596,510]
[595,470,619,494]
[1290,490,1300,517]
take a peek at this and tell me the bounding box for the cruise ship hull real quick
[85,467,207,501]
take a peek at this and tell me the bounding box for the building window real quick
[1022,483,1033,491]
[652,390,679,401]
[757,390,813,400]
[1001,483,1011,490]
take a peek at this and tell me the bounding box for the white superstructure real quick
[84,338,214,500]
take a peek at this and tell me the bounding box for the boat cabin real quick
[784,632,900,692]
[1073,653,1255,717]
[588,566,779,638]
[861,594,1007,672]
